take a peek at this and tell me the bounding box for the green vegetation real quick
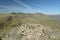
[0,13,60,40]
[0,13,60,31]
[0,13,22,30]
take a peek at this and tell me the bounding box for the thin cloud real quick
[0,5,19,9]
[0,5,9,9]
[0,5,14,9]
[14,0,33,10]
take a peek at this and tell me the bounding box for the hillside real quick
[0,13,60,40]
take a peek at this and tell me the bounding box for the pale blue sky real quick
[0,0,60,14]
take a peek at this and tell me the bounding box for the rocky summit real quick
[1,23,60,40]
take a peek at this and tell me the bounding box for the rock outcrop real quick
[0,23,60,40]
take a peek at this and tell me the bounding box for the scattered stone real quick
[0,23,60,40]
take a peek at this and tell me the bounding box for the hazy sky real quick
[0,0,60,14]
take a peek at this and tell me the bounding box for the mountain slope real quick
[0,13,60,40]
[0,13,60,31]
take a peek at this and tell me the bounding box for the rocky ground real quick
[0,23,60,40]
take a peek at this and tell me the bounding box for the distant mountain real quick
[49,15,60,20]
